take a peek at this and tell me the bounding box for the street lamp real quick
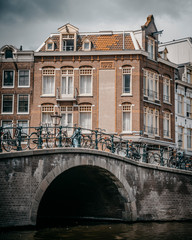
[51,112,62,147]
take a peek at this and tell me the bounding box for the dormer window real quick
[83,39,91,51]
[147,37,155,60]
[62,34,74,51]
[5,49,13,58]
[46,41,54,51]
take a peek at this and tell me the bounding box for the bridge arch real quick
[30,153,137,225]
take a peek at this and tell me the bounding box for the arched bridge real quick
[0,148,192,228]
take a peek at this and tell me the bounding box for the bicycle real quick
[1,127,29,152]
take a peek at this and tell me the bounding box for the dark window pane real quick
[3,95,13,112]
[5,49,13,58]
[18,95,28,112]
[19,70,29,86]
[4,71,13,86]
[123,74,130,93]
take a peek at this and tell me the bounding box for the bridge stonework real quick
[0,148,192,228]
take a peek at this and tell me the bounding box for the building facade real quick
[31,15,176,149]
[0,45,34,134]
[160,38,192,154]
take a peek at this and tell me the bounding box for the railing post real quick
[142,144,147,163]
[95,130,98,150]
[126,141,130,158]
[0,127,3,153]
[17,126,22,151]
[38,126,43,149]
[160,148,164,166]
[58,126,62,148]
[110,134,115,153]
[77,127,81,148]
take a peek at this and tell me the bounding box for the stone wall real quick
[0,148,192,228]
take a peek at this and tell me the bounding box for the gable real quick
[58,23,79,33]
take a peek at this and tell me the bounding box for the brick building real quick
[31,15,176,149]
[0,45,34,133]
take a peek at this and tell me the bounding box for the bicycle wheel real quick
[20,133,29,150]
[2,134,12,152]
[29,132,38,150]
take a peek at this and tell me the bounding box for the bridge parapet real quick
[0,125,192,172]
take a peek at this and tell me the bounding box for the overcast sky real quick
[0,0,192,50]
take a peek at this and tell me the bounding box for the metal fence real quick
[0,125,191,171]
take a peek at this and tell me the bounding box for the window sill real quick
[2,86,14,88]
[17,112,29,115]
[121,94,132,97]
[18,86,30,88]
[163,101,172,105]
[143,99,161,106]
[40,95,56,98]
[78,95,93,97]
[1,112,13,115]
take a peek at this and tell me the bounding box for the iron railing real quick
[0,125,191,171]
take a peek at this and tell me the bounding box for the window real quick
[148,38,155,59]
[186,98,192,118]
[62,34,74,51]
[83,39,91,51]
[18,95,29,113]
[2,120,13,135]
[187,69,191,84]
[61,106,73,133]
[46,42,54,51]
[79,68,92,95]
[2,95,13,113]
[122,104,131,132]
[177,95,183,115]
[17,120,29,134]
[143,69,159,101]
[144,107,159,136]
[41,105,54,126]
[122,67,131,94]
[61,69,74,98]
[42,68,55,95]
[18,70,30,87]
[178,127,184,148]
[187,129,192,149]
[79,105,92,130]
[5,49,13,58]
[3,70,14,87]
[163,112,171,138]
[163,77,170,103]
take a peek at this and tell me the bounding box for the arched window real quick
[41,104,54,126]
[42,67,55,96]
[5,49,13,58]
[122,66,132,95]
[122,103,132,132]
[79,104,92,131]
[79,67,93,95]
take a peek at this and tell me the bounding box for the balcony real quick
[56,88,76,101]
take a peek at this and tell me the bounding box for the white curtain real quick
[123,112,130,132]
[43,76,54,95]
[42,113,52,124]
[80,75,91,94]
[80,112,91,129]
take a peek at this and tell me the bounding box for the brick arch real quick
[30,153,137,225]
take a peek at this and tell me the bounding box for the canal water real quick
[1,222,192,240]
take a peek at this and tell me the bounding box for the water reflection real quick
[1,222,192,240]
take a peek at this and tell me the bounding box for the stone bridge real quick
[0,148,192,228]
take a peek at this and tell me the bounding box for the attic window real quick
[46,42,54,51]
[83,39,91,51]
[147,37,155,60]
[5,49,13,58]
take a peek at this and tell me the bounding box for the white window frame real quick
[61,69,74,98]
[62,34,75,51]
[144,107,159,136]
[42,68,55,96]
[2,94,14,114]
[17,120,29,135]
[1,120,13,135]
[17,94,30,114]
[187,69,191,84]
[60,106,73,133]
[79,105,92,131]
[46,42,54,51]
[122,67,132,95]
[18,70,30,87]
[41,105,54,126]
[82,39,91,51]
[143,69,159,101]
[122,104,132,133]
[163,112,171,138]
[79,68,93,96]
[2,70,15,88]
[177,94,183,116]
[163,76,171,103]
[187,129,192,150]
[147,37,155,60]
